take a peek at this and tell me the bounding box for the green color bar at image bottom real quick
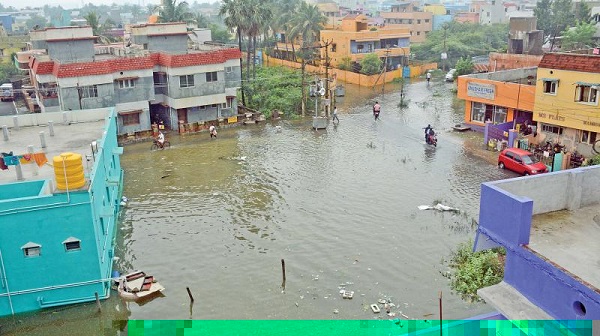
[126,320,593,336]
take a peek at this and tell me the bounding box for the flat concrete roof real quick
[0,120,105,186]
[478,281,553,320]
[528,205,600,291]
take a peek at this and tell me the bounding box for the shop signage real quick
[467,82,496,100]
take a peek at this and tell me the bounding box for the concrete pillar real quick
[508,129,518,148]
[566,170,583,211]
[28,145,38,176]
[48,121,55,136]
[483,121,492,146]
[39,131,47,148]
[15,163,24,181]
[2,125,8,141]
[63,111,68,124]
[13,116,19,130]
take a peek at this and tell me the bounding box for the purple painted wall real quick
[476,182,600,319]
[478,183,532,246]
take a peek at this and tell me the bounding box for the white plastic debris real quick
[370,304,381,313]
[418,203,459,212]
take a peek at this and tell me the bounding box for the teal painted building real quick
[0,109,123,316]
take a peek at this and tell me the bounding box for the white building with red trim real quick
[27,23,242,136]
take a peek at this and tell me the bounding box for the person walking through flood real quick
[373,102,381,120]
[332,106,340,123]
[209,125,218,138]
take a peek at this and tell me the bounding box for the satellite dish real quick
[319,88,326,96]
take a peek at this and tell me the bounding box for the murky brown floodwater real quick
[1,79,517,335]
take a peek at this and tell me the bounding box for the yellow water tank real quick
[53,152,86,190]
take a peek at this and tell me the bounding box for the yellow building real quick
[319,15,410,70]
[423,4,447,15]
[380,2,433,43]
[534,53,600,156]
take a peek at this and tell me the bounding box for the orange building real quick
[457,68,537,131]
[319,15,411,70]
[454,12,479,24]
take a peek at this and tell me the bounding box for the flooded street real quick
[1,79,516,335]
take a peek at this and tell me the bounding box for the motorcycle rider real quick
[423,124,432,143]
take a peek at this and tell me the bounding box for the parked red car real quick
[498,148,548,175]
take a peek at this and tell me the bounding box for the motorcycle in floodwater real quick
[426,133,437,147]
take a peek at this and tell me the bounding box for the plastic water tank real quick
[53,152,86,190]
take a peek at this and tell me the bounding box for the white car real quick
[445,69,457,82]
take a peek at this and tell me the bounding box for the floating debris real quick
[387,312,397,317]
[333,309,339,314]
[295,302,299,307]
[378,299,387,304]
[418,204,459,212]
[342,290,354,299]
[370,304,381,313]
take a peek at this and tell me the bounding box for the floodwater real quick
[0,79,517,335]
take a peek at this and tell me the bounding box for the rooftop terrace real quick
[0,110,109,186]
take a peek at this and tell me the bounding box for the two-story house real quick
[319,15,411,71]
[533,53,600,156]
[27,23,242,137]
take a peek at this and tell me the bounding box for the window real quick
[121,112,140,126]
[417,31,421,36]
[180,75,194,88]
[79,85,98,98]
[581,130,597,144]
[417,19,421,24]
[543,80,557,94]
[471,102,486,122]
[21,242,41,257]
[575,84,598,104]
[206,72,218,82]
[118,79,135,89]
[199,105,206,110]
[425,19,430,23]
[225,66,232,73]
[63,237,81,251]
[211,104,218,108]
[541,123,563,135]
[492,106,507,123]
[331,44,337,52]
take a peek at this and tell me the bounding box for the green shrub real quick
[448,240,504,301]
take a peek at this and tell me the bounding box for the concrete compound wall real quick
[0,108,110,129]
[489,166,600,214]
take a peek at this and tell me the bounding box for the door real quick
[177,108,188,124]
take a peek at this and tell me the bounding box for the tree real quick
[534,0,577,48]
[220,0,248,105]
[550,0,576,50]
[157,0,193,23]
[289,2,326,115]
[560,21,596,50]
[455,57,474,77]
[411,22,508,67]
[84,11,101,36]
[574,1,591,22]
[533,0,553,44]
[209,24,231,43]
[26,14,47,31]
[0,62,18,84]
[360,53,382,75]
[193,12,210,28]
[338,56,352,71]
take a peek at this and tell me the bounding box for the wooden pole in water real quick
[281,259,286,290]
[186,287,195,303]
[439,291,443,336]
[95,292,101,313]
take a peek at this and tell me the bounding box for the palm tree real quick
[272,0,301,61]
[289,3,326,116]
[84,11,101,36]
[219,0,248,105]
[157,0,193,23]
[242,0,272,80]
